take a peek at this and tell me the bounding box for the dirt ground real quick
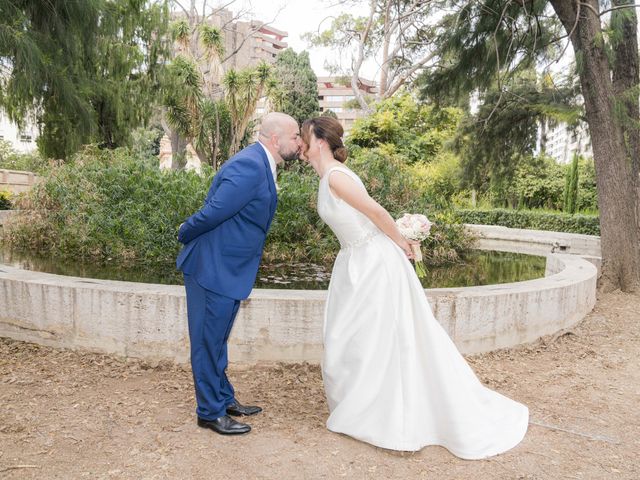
[1,291,639,480]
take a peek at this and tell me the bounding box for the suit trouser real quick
[184,274,241,420]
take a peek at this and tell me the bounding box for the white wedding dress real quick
[318,166,528,458]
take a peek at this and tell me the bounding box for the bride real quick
[300,116,528,459]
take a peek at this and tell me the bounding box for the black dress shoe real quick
[197,415,251,435]
[226,401,262,416]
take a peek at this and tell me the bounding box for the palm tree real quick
[164,20,227,168]
[224,62,272,156]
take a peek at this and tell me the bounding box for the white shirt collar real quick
[258,141,277,180]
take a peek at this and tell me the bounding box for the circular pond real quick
[0,247,545,289]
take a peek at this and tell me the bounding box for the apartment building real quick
[209,10,288,121]
[541,121,593,164]
[0,111,38,153]
[317,76,377,134]
[173,8,288,78]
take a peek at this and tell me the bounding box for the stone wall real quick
[0,169,38,195]
[0,227,599,363]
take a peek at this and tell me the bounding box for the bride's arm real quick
[329,172,417,259]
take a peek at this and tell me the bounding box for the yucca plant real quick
[199,24,225,90]
[224,62,272,156]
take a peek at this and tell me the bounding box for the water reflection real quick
[0,248,546,289]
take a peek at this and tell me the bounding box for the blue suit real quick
[177,143,277,420]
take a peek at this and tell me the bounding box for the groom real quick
[177,112,301,435]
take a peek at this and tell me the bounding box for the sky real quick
[212,1,577,81]
[235,0,375,78]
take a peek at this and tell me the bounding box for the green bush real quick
[265,163,339,263]
[412,151,463,208]
[268,150,474,266]
[0,190,12,210]
[455,208,600,235]
[3,143,475,272]
[512,156,566,210]
[576,158,598,212]
[347,94,462,164]
[349,147,474,265]
[4,145,212,267]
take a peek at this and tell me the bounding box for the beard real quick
[279,146,300,162]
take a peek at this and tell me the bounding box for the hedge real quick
[455,208,600,235]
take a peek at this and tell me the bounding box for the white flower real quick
[395,213,432,241]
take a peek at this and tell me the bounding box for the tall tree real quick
[163,1,285,167]
[224,63,271,157]
[564,153,580,214]
[446,70,580,197]
[0,0,169,159]
[550,0,639,291]
[423,1,640,292]
[269,49,319,125]
[164,18,229,167]
[92,0,169,150]
[304,0,438,111]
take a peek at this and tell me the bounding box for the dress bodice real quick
[317,166,380,249]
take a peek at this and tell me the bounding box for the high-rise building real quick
[540,121,592,164]
[317,77,377,134]
[173,8,288,78]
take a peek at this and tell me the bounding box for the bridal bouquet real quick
[395,213,432,278]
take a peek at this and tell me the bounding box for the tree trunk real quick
[351,0,376,112]
[213,106,221,169]
[379,0,392,95]
[551,0,640,292]
[611,0,640,230]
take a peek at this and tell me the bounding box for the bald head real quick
[259,112,298,138]
[258,112,301,164]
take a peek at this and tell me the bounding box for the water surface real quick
[0,247,546,289]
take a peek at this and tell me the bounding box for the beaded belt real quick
[340,229,382,251]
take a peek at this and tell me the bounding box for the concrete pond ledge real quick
[466,224,601,257]
[0,168,39,195]
[0,236,598,363]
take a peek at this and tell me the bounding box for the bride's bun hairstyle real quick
[302,117,348,163]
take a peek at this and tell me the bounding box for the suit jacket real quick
[176,143,277,299]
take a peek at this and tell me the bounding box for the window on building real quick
[20,134,32,142]
[318,95,324,100]
[328,107,342,113]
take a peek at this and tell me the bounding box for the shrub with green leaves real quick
[0,190,12,210]
[3,143,475,272]
[347,94,462,164]
[0,140,50,174]
[266,150,474,266]
[455,208,600,235]
[4,146,212,268]
[349,147,474,265]
[265,164,339,263]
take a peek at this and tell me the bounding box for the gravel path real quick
[1,291,638,479]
